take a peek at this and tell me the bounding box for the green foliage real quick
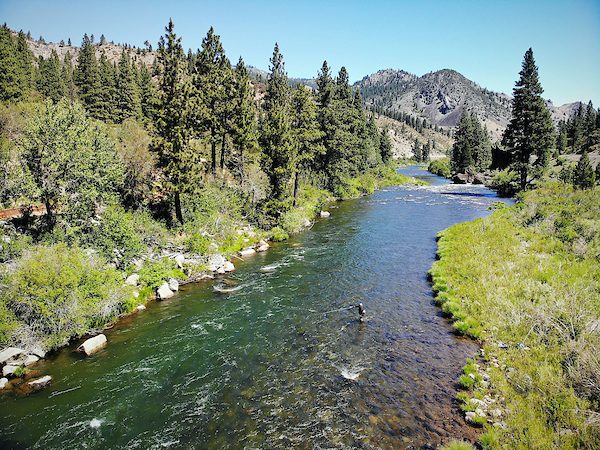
[184,232,211,254]
[36,50,65,102]
[0,26,33,102]
[440,440,476,450]
[451,112,491,173]
[573,151,595,189]
[79,204,144,264]
[3,244,131,349]
[502,48,555,191]
[431,183,600,448]
[75,34,103,118]
[488,169,519,197]
[138,258,184,290]
[428,158,452,178]
[268,226,287,242]
[20,99,124,227]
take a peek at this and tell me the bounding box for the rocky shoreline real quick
[0,211,331,396]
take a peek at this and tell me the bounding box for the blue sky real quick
[2,0,599,105]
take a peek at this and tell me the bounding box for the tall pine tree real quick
[502,48,554,191]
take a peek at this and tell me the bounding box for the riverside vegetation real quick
[433,49,599,449]
[0,21,415,358]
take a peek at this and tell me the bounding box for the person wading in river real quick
[356,303,366,322]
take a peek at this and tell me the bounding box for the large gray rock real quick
[473,173,487,185]
[175,254,185,269]
[2,365,18,377]
[320,211,331,218]
[29,346,46,359]
[239,248,256,257]
[77,334,107,356]
[208,254,226,272]
[157,282,174,300]
[23,355,39,367]
[168,278,179,292]
[453,172,473,184]
[125,273,140,286]
[0,347,25,365]
[28,375,52,391]
[0,377,7,389]
[223,261,235,272]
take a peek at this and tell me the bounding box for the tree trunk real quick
[174,191,184,225]
[211,130,217,176]
[293,171,300,207]
[44,199,54,230]
[220,133,226,171]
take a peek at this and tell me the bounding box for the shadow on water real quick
[0,165,511,449]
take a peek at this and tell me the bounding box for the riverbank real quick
[0,165,422,394]
[430,182,600,449]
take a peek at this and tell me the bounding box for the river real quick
[0,166,510,449]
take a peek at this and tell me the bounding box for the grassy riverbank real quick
[430,182,599,448]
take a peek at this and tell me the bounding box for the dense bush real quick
[137,257,184,290]
[2,244,132,349]
[427,158,452,178]
[488,169,520,197]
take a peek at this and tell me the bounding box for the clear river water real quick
[0,166,510,449]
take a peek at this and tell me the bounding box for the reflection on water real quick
[0,166,510,449]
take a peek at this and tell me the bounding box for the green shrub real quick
[428,158,452,178]
[489,169,519,197]
[271,226,289,242]
[79,204,143,264]
[0,229,32,263]
[184,232,211,255]
[4,244,131,349]
[138,257,184,290]
[440,440,476,450]
[459,374,476,389]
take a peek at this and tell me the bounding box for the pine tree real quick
[61,51,77,102]
[36,50,64,102]
[75,34,103,118]
[116,49,142,122]
[154,19,195,224]
[230,57,258,186]
[412,138,422,162]
[573,151,595,189]
[291,84,325,205]
[422,140,431,162]
[379,127,393,164]
[334,66,352,101]
[0,25,31,101]
[316,60,333,109]
[193,27,232,175]
[259,43,294,209]
[96,52,118,121]
[502,48,554,191]
[138,63,158,122]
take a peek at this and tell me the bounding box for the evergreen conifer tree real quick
[116,49,142,122]
[574,151,595,189]
[36,50,64,102]
[75,34,103,118]
[502,48,554,191]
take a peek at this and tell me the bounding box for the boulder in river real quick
[29,347,46,359]
[157,282,174,300]
[223,261,235,272]
[453,172,473,184]
[239,248,256,257]
[0,347,25,365]
[257,244,269,252]
[136,304,146,311]
[77,334,107,356]
[28,375,52,391]
[168,278,179,292]
[473,173,486,185]
[0,377,7,389]
[320,211,331,218]
[23,355,39,367]
[208,254,226,272]
[125,273,140,286]
[2,365,18,377]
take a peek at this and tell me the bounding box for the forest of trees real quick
[0,21,395,229]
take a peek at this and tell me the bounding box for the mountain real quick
[355,68,583,140]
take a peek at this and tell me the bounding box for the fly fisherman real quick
[356,303,366,322]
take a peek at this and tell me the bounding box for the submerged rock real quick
[320,211,331,218]
[157,282,174,300]
[257,244,269,252]
[77,334,107,356]
[168,278,179,292]
[136,304,146,311]
[0,347,25,365]
[28,375,52,391]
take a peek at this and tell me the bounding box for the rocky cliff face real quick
[356,68,582,140]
